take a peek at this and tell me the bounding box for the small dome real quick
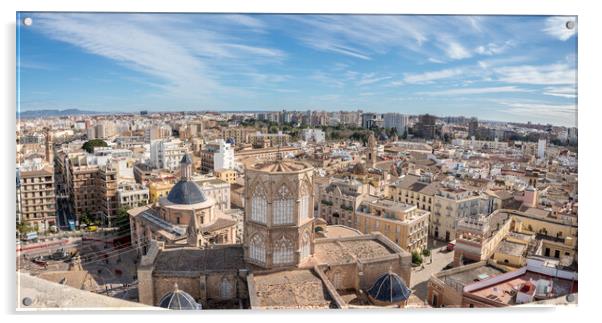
[167,180,207,205]
[159,284,202,310]
[367,272,411,304]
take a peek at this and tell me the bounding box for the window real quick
[273,236,294,265]
[251,185,267,224]
[299,181,310,222]
[219,277,233,299]
[300,231,311,260]
[249,234,266,263]
[273,185,293,225]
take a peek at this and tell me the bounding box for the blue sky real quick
[17,13,577,126]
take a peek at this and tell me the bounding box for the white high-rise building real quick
[213,139,234,171]
[383,113,409,136]
[150,139,189,171]
[537,139,546,159]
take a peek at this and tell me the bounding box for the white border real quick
[2,1,600,323]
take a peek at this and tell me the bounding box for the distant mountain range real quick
[17,109,103,118]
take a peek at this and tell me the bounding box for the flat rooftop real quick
[318,225,362,239]
[311,235,399,266]
[443,265,505,286]
[496,240,528,257]
[468,271,578,305]
[153,246,245,273]
[338,239,394,260]
[253,269,334,309]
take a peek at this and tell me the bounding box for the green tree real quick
[422,249,431,257]
[82,139,108,153]
[80,211,92,226]
[16,221,33,235]
[412,250,423,265]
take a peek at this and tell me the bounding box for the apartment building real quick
[194,176,231,212]
[17,160,56,232]
[453,209,578,267]
[318,178,369,227]
[221,127,258,145]
[148,180,175,203]
[150,139,189,171]
[431,181,498,242]
[356,196,429,253]
[200,139,234,174]
[214,168,237,184]
[117,182,150,210]
[249,131,290,148]
[56,151,121,225]
[387,173,441,213]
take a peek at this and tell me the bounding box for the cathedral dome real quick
[367,271,412,304]
[159,284,202,310]
[167,180,207,205]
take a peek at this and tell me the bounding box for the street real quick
[410,239,455,301]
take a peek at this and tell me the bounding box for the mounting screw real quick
[566,21,575,30]
[22,297,33,306]
[23,17,32,26]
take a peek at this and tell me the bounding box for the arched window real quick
[251,185,267,224]
[299,181,310,222]
[273,236,294,265]
[249,234,266,264]
[300,231,311,260]
[220,277,233,299]
[273,185,293,225]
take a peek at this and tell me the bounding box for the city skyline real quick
[17,13,577,126]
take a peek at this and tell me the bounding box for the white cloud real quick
[419,86,531,96]
[403,68,464,84]
[543,86,577,99]
[428,57,445,64]
[502,102,577,124]
[494,64,576,85]
[475,40,515,56]
[357,73,392,86]
[31,13,285,100]
[442,40,472,60]
[543,16,577,41]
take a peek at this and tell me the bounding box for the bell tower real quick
[243,159,315,269]
[367,132,377,168]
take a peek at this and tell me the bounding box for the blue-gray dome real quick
[159,286,202,310]
[367,272,411,304]
[167,180,207,205]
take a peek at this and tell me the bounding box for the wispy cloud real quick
[543,16,577,41]
[437,36,472,60]
[357,73,392,86]
[543,86,577,98]
[418,86,530,96]
[403,68,464,84]
[502,101,576,122]
[475,40,515,56]
[284,15,485,61]
[30,13,285,100]
[494,64,576,85]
